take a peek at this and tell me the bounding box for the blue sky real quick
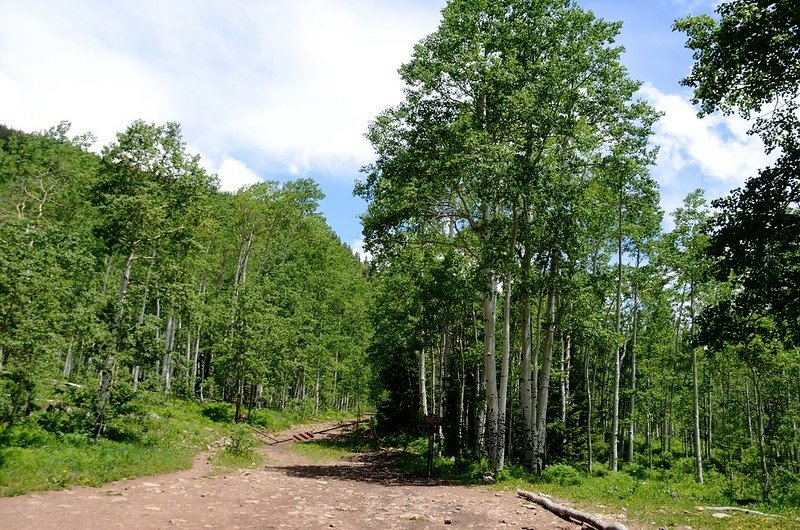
[0,0,773,255]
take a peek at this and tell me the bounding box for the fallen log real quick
[517,489,629,530]
[703,506,785,519]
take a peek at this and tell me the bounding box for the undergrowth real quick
[0,392,359,496]
[388,439,800,530]
[291,423,379,462]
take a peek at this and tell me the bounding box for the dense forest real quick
[0,120,372,435]
[1,0,798,513]
[357,0,799,507]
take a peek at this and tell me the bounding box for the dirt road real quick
[0,422,610,529]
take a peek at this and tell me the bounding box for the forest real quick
[0,120,372,434]
[1,0,799,518]
[357,0,800,508]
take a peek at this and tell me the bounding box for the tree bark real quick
[690,280,703,484]
[751,366,771,501]
[419,348,429,416]
[627,250,640,463]
[533,260,558,474]
[517,490,629,530]
[483,274,500,472]
[520,250,534,471]
[497,272,512,470]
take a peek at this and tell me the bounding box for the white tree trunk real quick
[533,277,557,474]
[497,272,512,470]
[419,348,429,416]
[520,258,534,470]
[483,275,500,472]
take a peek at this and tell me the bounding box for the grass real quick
[0,398,222,496]
[499,466,800,530]
[0,393,362,496]
[291,424,379,462]
[208,423,264,471]
[388,440,800,530]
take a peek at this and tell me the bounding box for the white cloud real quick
[216,157,262,194]
[669,0,720,14]
[350,238,372,263]
[0,0,444,179]
[640,83,775,188]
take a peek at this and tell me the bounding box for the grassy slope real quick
[0,396,354,497]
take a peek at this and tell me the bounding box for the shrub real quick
[622,462,648,480]
[226,424,256,455]
[201,402,233,423]
[541,463,584,486]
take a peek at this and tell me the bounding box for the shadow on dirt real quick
[272,450,448,487]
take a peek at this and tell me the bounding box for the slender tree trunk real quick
[585,343,593,473]
[745,379,755,443]
[627,250,640,463]
[560,332,571,426]
[63,341,74,378]
[431,342,437,415]
[610,198,623,471]
[520,251,534,471]
[483,274,500,472]
[95,248,136,437]
[497,272,512,470]
[189,325,200,395]
[419,347,429,416]
[315,354,321,415]
[690,281,704,484]
[533,260,558,474]
[751,366,771,501]
[332,349,339,409]
[162,312,176,397]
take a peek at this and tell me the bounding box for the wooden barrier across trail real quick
[246,415,373,446]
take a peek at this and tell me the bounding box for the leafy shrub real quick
[104,414,152,443]
[0,421,56,448]
[622,462,648,480]
[36,380,99,434]
[771,466,800,506]
[202,402,233,423]
[673,457,696,476]
[541,463,584,486]
[226,424,256,455]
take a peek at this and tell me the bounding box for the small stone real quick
[444,520,452,525]
[712,513,731,519]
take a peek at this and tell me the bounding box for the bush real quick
[201,402,233,423]
[622,462,648,480]
[226,424,256,455]
[37,385,96,436]
[0,421,56,448]
[541,463,584,486]
[673,457,697,476]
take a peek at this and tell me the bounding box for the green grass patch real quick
[499,463,800,530]
[0,398,222,496]
[292,441,352,462]
[209,423,263,470]
[1,398,369,497]
[291,424,379,462]
[386,440,800,530]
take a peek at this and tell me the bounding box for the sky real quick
[0,0,774,255]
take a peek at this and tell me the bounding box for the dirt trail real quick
[0,422,623,529]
